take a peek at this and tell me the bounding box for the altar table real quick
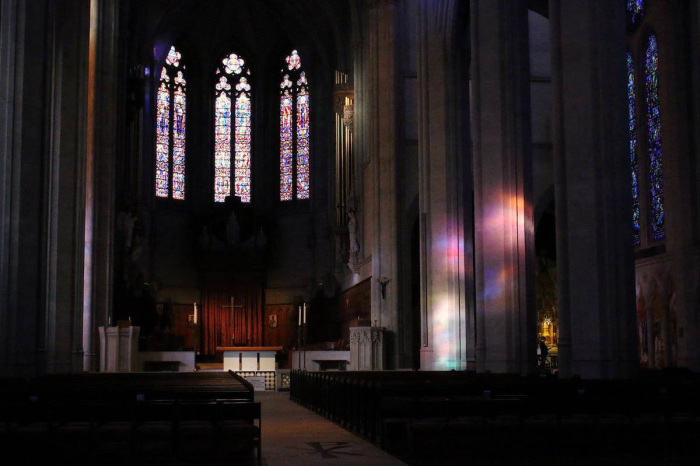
[216,346,283,372]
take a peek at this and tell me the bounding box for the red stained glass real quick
[280,51,310,201]
[156,80,170,198]
[280,91,293,200]
[214,91,232,203]
[155,46,186,200]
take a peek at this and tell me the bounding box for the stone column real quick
[549,0,637,378]
[83,0,119,371]
[471,0,537,374]
[0,0,95,375]
[367,0,400,367]
[416,0,473,370]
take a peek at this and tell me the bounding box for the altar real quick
[216,346,283,372]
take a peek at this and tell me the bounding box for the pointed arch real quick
[214,53,252,203]
[280,50,310,201]
[155,45,187,200]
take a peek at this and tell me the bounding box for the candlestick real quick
[298,306,302,325]
[193,303,197,324]
[303,303,306,324]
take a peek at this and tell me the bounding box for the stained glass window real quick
[645,35,664,241]
[280,50,310,200]
[627,52,641,245]
[626,0,644,28]
[214,54,251,203]
[155,46,186,200]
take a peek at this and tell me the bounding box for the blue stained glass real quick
[296,89,310,199]
[280,92,293,201]
[627,0,644,27]
[280,50,310,201]
[645,35,664,241]
[156,81,170,198]
[155,46,186,200]
[628,52,640,245]
[214,91,232,203]
[215,54,251,203]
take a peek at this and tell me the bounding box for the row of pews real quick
[291,370,700,464]
[0,371,261,464]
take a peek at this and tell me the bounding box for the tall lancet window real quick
[628,52,641,245]
[645,35,664,241]
[280,50,310,201]
[156,46,187,200]
[214,53,252,203]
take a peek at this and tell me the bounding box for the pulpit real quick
[99,325,140,372]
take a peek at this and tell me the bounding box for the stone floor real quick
[254,391,405,466]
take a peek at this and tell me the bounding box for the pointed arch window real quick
[280,50,310,201]
[627,51,641,245]
[214,53,252,203]
[645,34,664,241]
[155,46,187,200]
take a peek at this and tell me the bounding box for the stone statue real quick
[347,206,359,255]
[116,211,136,251]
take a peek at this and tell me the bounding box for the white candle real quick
[303,303,306,324]
[298,306,302,325]
[193,303,197,324]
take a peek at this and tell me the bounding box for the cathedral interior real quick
[2,0,700,463]
[1,0,700,427]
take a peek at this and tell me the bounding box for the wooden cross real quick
[221,296,247,345]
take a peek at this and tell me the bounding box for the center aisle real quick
[255,391,406,466]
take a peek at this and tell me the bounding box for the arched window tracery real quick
[215,53,252,203]
[156,46,187,200]
[280,50,310,201]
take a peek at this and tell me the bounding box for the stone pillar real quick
[549,0,637,378]
[471,0,537,374]
[0,0,94,376]
[416,0,473,370]
[367,0,399,367]
[83,0,119,371]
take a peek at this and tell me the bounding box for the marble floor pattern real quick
[254,391,406,466]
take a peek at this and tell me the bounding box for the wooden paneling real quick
[337,278,371,345]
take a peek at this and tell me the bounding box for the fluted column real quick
[549,0,637,378]
[417,0,473,370]
[471,0,536,374]
[83,0,119,371]
[367,0,399,368]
